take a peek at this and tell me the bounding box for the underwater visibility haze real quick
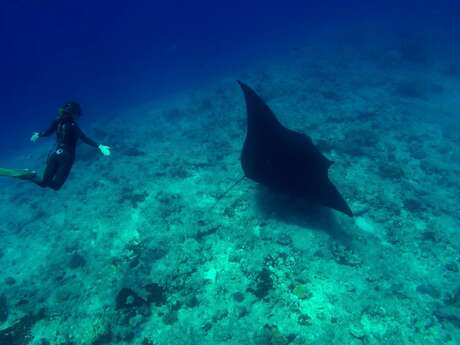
[0,0,459,344]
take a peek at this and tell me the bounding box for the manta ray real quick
[238,81,353,217]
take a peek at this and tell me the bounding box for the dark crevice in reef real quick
[0,295,8,323]
[0,309,46,345]
[248,268,274,300]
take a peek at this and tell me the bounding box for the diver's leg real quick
[30,154,58,188]
[49,154,74,191]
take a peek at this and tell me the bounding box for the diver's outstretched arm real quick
[31,119,59,142]
[78,128,111,156]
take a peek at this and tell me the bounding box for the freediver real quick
[0,101,111,190]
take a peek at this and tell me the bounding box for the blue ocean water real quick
[2,0,458,154]
[0,0,306,154]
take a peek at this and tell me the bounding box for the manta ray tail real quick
[212,175,246,209]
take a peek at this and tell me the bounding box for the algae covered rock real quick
[292,285,312,300]
[253,325,292,345]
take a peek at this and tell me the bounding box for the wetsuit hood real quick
[59,101,82,120]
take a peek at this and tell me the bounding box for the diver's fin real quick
[0,168,37,179]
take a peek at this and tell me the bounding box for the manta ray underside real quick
[238,81,353,217]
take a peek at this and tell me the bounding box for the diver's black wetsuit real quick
[34,116,98,190]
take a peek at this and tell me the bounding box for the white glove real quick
[98,144,111,156]
[30,132,40,142]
